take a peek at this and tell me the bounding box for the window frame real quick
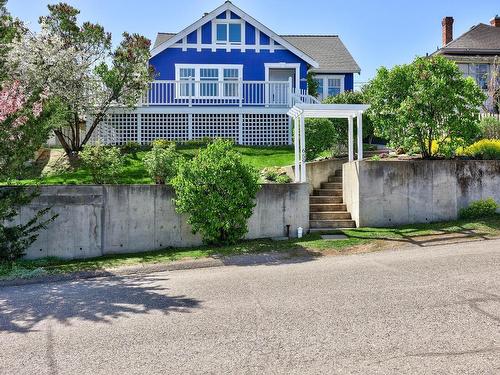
[175,64,243,99]
[214,20,243,45]
[313,74,345,100]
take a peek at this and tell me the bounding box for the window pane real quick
[223,68,239,97]
[216,24,227,42]
[475,64,489,90]
[179,68,195,96]
[327,78,341,97]
[229,23,241,43]
[200,68,219,96]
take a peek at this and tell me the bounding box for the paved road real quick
[0,240,499,375]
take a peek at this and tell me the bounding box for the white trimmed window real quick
[458,63,490,90]
[215,22,242,44]
[175,64,243,98]
[314,75,345,100]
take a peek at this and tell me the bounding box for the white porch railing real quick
[292,88,321,105]
[141,80,292,107]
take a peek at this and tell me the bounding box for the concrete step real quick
[334,169,342,177]
[321,182,342,190]
[310,196,344,204]
[309,228,353,233]
[328,176,342,183]
[310,219,356,229]
[313,189,343,197]
[309,203,347,212]
[310,211,352,220]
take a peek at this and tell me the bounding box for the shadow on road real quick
[0,274,201,333]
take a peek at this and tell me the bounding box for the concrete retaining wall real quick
[343,160,500,227]
[18,183,309,260]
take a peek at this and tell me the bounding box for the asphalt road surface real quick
[1,239,499,374]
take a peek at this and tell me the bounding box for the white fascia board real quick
[150,2,320,68]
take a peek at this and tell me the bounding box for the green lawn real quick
[12,145,296,185]
[2,215,499,281]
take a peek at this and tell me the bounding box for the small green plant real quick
[459,198,498,219]
[458,139,500,160]
[304,118,340,160]
[151,139,176,150]
[275,174,292,184]
[261,167,291,183]
[478,116,500,139]
[143,142,179,184]
[80,142,124,184]
[121,141,142,157]
[370,155,381,161]
[171,139,260,245]
[183,137,215,147]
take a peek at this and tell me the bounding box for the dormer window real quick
[216,23,241,44]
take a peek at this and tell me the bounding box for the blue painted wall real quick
[344,73,354,91]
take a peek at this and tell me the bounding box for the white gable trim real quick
[150,2,319,68]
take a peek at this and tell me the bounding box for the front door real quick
[268,68,296,105]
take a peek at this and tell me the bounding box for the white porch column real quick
[348,116,354,162]
[293,116,300,182]
[299,114,306,183]
[357,111,363,161]
[137,113,142,145]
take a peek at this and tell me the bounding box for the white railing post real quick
[189,78,193,107]
[357,111,363,161]
[294,117,300,182]
[188,113,193,140]
[348,116,354,162]
[299,114,306,183]
[239,80,243,107]
[288,77,293,107]
[238,113,243,144]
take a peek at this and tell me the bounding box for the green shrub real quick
[80,142,123,184]
[151,139,176,150]
[143,143,179,184]
[171,139,259,245]
[261,167,291,183]
[275,174,292,184]
[478,116,500,139]
[121,141,142,157]
[459,139,500,160]
[183,137,215,147]
[304,118,340,160]
[459,198,498,219]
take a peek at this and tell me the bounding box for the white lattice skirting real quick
[89,112,291,146]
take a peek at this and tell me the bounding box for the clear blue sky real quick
[7,0,500,82]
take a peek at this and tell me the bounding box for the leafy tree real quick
[171,139,260,245]
[307,71,319,97]
[366,56,485,158]
[6,3,153,158]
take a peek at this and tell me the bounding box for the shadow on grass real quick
[0,274,201,333]
[342,216,500,248]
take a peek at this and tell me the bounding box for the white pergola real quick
[287,103,370,183]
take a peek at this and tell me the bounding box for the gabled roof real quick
[281,35,361,74]
[150,1,319,68]
[437,23,500,55]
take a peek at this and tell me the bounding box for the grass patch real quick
[8,145,296,185]
[2,215,499,281]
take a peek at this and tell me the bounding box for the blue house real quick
[99,1,361,146]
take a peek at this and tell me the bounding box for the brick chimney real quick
[491,15,500,27]
[442,16,454,46]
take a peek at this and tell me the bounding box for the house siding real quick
[150,48,309,90]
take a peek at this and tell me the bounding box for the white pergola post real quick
[299,114,306,183]
[357,111,363,161]
[348,116,354,162]
[293,117,300,182]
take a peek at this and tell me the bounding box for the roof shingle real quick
[439,23,500,54]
